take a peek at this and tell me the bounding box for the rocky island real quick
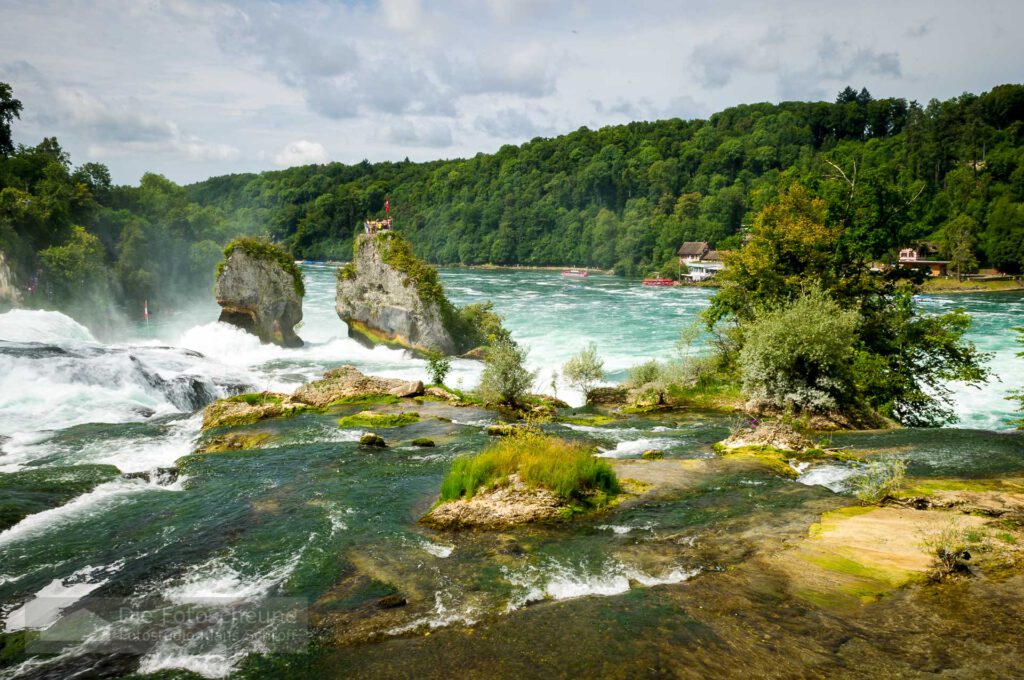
[215,237,305,347]
[337,230,506,356]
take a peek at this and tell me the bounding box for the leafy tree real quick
[737,288,860,413]
[0,82,22,157]
[562,342,605,397]
[478,338,537,407]
[38,225,110,307]
[426,352,452,386]
[941,214,979,280]
[708,184,989,426]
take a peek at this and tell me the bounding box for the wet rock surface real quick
[216,247,303,347]
[293,365,423,407]
[422,474,564,529]
[336,234,457,354]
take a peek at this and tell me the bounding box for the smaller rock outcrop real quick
[719,421,814,452]
[293,365,423,407]
[422,474,564,529]
[200,366,425,430]
[202,392,306,429]
[337,233,457,354]
[359,433,387,448]
[215,238,304,347]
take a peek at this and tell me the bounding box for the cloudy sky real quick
[1,0,1020,185]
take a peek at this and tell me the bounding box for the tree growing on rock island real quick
[562,343,605,399]
[478,338,537,407]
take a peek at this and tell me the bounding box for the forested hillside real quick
[2,82,1024,322]
[187,84,1024,276]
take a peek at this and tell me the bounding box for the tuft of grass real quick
[338,411,420,428]
[849,458,907,504]
[439,430,619,506]
[995,531,1017,545]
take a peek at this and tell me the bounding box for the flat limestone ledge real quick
[770,506,994,611]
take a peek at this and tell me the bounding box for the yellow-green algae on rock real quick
[338,411,420,428]
[776,506,989,610]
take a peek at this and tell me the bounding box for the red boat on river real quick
[561,269,589,278]
[642,277,676,286]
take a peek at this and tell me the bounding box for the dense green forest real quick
[184,84,1024,276]
[2,82,1024,321]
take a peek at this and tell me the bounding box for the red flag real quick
[385,197,389,213]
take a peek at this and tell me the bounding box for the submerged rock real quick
[376,594,407,609]
[338,411,420,428]
[195,432,272,453]
[359,433,387,448]
[411,438,436,447]
[215,238,304,347]
[293,365,423,407]
[422,474,564,529]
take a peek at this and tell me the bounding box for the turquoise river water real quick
[0,266,1021,678]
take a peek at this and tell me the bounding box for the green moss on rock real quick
[217,237,304,297]
[338,411,420,428]
[0,464,121,531]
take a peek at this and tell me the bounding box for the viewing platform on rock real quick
[364,217,393,236]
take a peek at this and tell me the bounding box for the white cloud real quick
[273,140,328,167]
[1,0,1022,183]
[381,120,453,147]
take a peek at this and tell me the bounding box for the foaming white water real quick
[418,539,454,558]
[163,552,301,606]
[89,414,202,473]
[797,464,859,493]
[387,591,479,635]
[174,320,484,391]
[596,438,676,458]
[138,651,241,679]
[0,478,168,549]
[0,311,254,457]
[4,562,125,632]
[0,309,96,344]
[503,558,697,610]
